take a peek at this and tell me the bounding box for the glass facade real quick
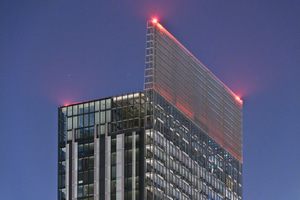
[144,20,243,163]
[58,93,145,200]
[59,91,243,200]
[144,90,242,200]
[58,20,243,200]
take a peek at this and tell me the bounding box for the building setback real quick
[58,20,243,200]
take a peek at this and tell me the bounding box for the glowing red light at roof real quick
[235,96,243,104]
[152,19,158,24]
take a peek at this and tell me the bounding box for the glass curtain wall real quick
[144,20,243,163]
[145,89,242,200]
[58,93,144,200]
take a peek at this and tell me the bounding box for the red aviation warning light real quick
[235,96,243,104]
[152,18,158,24]
[151,18,163,29]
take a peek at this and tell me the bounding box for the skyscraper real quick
[58,19,243,200]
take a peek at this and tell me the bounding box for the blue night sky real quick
[1,1,299,199]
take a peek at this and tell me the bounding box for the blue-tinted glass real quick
[89,113,94,126]
[73,105,78,115]
[79,115,83,128]
[79,104,83,114]
[100,100,105,110]
[95,101,99,111]
[84,114,89,127]
[84,103,89,113]
[78,145,83,156]
[67,106,72,116]
[80,128,84,138]
[78,186,83,197]
[90,102,94,112]
[106,99,111,109]
[89,127,94,137]
[84,128,89,138]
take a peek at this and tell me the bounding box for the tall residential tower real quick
[58,20,243,200]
